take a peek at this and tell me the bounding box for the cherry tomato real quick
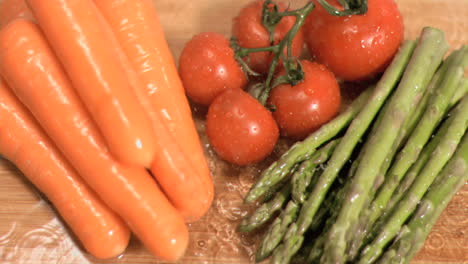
[179,32,248,105]
[304,0,404,81]
[206,89,279,165]
[232,0,304,74]
[268,60,341,139]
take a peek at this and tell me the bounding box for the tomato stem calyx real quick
[273,59,305,87]
[231,1,315,107]
[257,1,314,106]
[262,0,282,44]
[317,0,368,16]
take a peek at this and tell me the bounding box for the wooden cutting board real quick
[0,0,467,263]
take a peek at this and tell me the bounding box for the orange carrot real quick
[0,78,130,259]
[0,19,188,261]
[94,0,214,222]
[25,0,156,168]
[0,0,34,28]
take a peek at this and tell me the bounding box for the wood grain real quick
[0,0,467,263]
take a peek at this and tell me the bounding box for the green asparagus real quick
[255,151,338,261]
[244,86,373,204]
[291,185,341,264]
[358,95,468,264]
[378,133,468,264]
[271,223,305,264]
[366,77,468,248]
[272,156,349,264]
[238,183,291,233]
[256,200,299,262]
[382,78,467,214]
[239,139,340,233]
[307,178,351,264]
[452,77,468,104]
[353,112,449,259]
[348,46,468,259]
[384,116,450,219]
[264,39,417,264]
[292,139,339,204]
[385,46,467,189]
[323,27,448,264]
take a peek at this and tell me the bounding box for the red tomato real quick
[206,89,279,165]
[268,60,341,139]
[304,0,404,81]
[179,32,248,105]
[232,0,304,74]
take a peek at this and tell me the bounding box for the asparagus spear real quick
[384,115,449,219]
[307,177,351,264]
[291,163,317,206]
[374,89,468,264]
[384,46,467,191]
[347,99,421,258]
[452,77,468,104]
[385,80,467,209]
[364,82,466,247]
[378,133,468,264]
[262,156,349,263]
[391,48,466,150]
[290,239,315,264]
[323,27,448,264]
[344,98,408,258]
[244,86,373,204]
[277,145,361,264]
[292,139,339,204]
[239,139,339,233]
[351,113,449,259]
[253,143,338,260]
[362,58,468,252]
[289,183,342,264]
[264,39,417,264]
[398,48,456,140]
[365,117,449,249]
[348,46,468,258]
[238,183,291,233]
[256,200,299,262]
[358,95,468,264]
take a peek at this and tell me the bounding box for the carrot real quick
[0,0,34,28]
[25,0,157,168]
[94,0,214,222]
[0,78,131,259]
[0,19,188,261]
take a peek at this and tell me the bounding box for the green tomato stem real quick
[232,1,314,106]
[235,44,280,58]
[257,2,315,105]
[318,0,368,16]
[262,0,281,44]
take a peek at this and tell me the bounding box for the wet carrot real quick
[0,78,130,259]
[0,0,34,28]
[25,0,156,168]
[0,19,188,261]
[94,0,214,222]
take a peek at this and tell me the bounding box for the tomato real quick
[304,0,404,81]
[179,32,248,106]
[232,0,304,74]
[268,60,341,139]
[206,89,279,165]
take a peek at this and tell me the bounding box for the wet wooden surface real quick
[0,0,467,263]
